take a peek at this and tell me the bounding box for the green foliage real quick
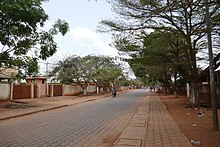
[146,75,157,86]
[1,0,48,48]
[50,19,69,36]
[92,67,123,86]
[8,56,39,81]
[14,56,38,75]
[0,0,69,78]
[119,78,143,87]
[100,0,220,81]
[113,28,195,93]
[50,55,124,88]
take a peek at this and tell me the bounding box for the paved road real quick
[0,89,147,147]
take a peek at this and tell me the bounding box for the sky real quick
[40,0,122,74]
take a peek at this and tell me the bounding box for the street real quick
[0,89,147,147]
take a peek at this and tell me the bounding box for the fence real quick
[0,83,99,100]
[176,83,220,106]
[13,83,31,99]
[48,84,63,97]
[198,83,220,106]
[0,83,11,99]
[62,84,82,96]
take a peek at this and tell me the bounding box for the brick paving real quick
[0,90,193,147]
[145,93,192,147]
[0,91,142,147]
[114,92,192,147]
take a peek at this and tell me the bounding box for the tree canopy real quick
[0,0,69,78]
[99,0,220,102]
[50,55,124,94]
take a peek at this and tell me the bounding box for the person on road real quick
[112,87,117,98]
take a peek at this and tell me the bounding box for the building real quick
[26,76,47,98]
[0,68,18,82]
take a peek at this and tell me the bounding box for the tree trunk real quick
[81,84,88,95]
[190,80,199,107]
[96,86,99,94]
[83,87,87,95]
[187,35,198,107]
[174,71,178,98]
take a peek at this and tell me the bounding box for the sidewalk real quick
[114,92,192,147]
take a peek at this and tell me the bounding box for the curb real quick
[0,91,128,121]
[113,96,148,147]
[0,105,69,121]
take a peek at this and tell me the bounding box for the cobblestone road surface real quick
[0,90,146,147]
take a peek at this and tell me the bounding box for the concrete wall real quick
[118,86,129,91]
[63,84,97,96]
[0,82,129,100]
[87,85,96,93]
[0,83,11,99]
[63,84,82,96]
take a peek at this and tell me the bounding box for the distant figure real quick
[150,87,153,92]
[112,87,117,97]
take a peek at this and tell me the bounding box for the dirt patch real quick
[100,133,121,147]
[5,104,37,109]
[0,100,37,110]
[160,94,220,147]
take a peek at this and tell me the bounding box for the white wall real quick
[0,83,11,99]
[87,85,96,93]
[63,84,82,96]
[118,86,129,91]
[63,84,97,96]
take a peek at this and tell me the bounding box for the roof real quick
[25,76,47,80]
[0,68,18,79]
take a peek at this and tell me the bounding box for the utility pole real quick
[205,0,219,130]
[46,62,48,79]
[46,62,49,97]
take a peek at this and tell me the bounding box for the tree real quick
[85,55,123,92]
[99,0,220,105]
[113,30,188,95]
[50,55,124,94]
[0,0,69,79]
[51,55,89,94]
[92,67,123,91]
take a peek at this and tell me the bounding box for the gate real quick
[13,84,31,99]
[53,84,62,96]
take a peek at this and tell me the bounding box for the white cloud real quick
[70,27,118,57]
